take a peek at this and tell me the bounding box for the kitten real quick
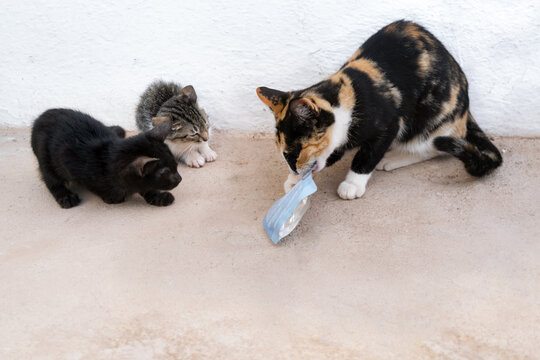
[256,20,502,200]
[136,80,217,168]
[31,109,181,208]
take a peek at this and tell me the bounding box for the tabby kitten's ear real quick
[181,85,197,104]
[147,119,172,141]
[256,87,288,115]
[130,156,160,177]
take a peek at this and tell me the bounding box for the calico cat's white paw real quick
[284,173,301,193]
[337,171,372,200]
[338,181,366,200]
[184,152,206,168]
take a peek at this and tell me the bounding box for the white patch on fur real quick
[284,172,302,193]
[314,106,352,172]
[165,139,217,168]
[391,126,453,155]
[376,149,438,171]
[199,141,217,162]
[183,151,206,168]
[337,171,372,200]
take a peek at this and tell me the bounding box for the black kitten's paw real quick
[143,191,174,206]
[55,192,81,209]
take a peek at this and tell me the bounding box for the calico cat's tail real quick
[433,113,502,177]
[136,80,182,131]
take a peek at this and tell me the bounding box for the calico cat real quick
[136,80,217,168]
[31,109,181,208]
[256,20,502,200]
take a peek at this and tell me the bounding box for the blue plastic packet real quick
[263,171,317,244]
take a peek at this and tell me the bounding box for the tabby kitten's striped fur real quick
[136,80,217,168]
[257,20,502,200]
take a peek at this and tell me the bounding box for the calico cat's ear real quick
[181,85,197,104]
[256,87,288,115]
[151,116,171,127]
[131,156,160,177]
[147,119,172,141]
[289,98,319,123]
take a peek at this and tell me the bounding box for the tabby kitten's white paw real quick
[337,171,372,200]
[184,151,206,168]
[199,142,217,162]
[284,173,301,193]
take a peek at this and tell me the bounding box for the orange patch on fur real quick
[308,96,332,113]
[347,58,384,83]
[256,87,286,117]
[345,59,402,107]
[344,47,363,64]
[384,22,399,33]
[276,132,286,152]
[338,75,356,110]
[404,23,435,48]
[452,112,468,138]
[296,128,333,170]
[417,51,432,76]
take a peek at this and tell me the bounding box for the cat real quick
[31,108,181,208]
[256,20,502,200]
[136,80,217,168]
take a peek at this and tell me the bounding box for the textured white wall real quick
[1,0,539,135]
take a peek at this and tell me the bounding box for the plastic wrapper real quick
[263,172,317,244]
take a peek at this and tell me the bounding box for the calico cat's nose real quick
[200,132,209,142]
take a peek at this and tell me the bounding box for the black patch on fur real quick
[434,116,502,177]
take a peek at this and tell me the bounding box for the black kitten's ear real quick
[256,87,288,116]
[151,116,171,127]
[131,156,160,177]
[181,85,197,104]
[289,98,319,123]
[147,120,172,141]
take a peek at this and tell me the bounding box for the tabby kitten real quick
[257,20,502,200]
[31,109,181,208]
[136,80,217,168]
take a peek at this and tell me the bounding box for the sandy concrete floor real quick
[0,127,539,359]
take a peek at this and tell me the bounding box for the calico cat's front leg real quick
[338,135,394,200]
[141,190,175,206]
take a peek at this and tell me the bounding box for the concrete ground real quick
[1,127,539,359]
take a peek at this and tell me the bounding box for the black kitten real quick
[31,109,182,208]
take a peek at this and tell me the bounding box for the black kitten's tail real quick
[434,113,502,177]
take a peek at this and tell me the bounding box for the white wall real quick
[1,0,539,135]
